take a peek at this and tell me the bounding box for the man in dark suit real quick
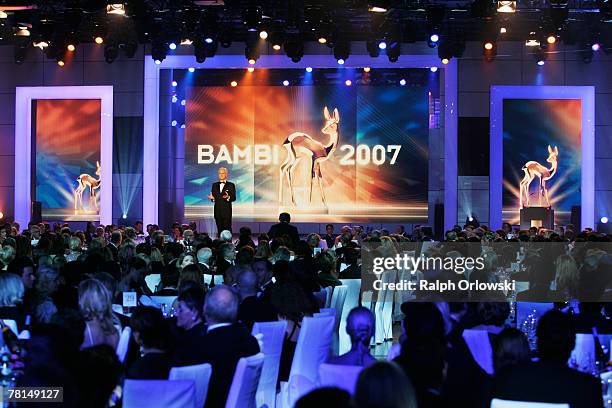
[268,212,299,249]
[492,309,602,408]
[108,230,122,262]
[180,285,260,408]
[208,167,236,235]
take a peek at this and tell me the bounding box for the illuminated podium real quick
[520,207,554,229]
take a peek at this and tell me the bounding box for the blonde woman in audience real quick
[65,236,82,262]
[0,245,16,270]
[0,273,26,331]
[79,279,120,349]
[553,254,580,301]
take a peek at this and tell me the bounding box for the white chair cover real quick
[515,302,554,329]
[2,319,18,335]
[150,296,178,309]
[145,274,161,293]
[462,329,494,375]
[169,363,212,408]
[329,285,348,355]
[123,379,196,408]
[116,326,131,363]
[277,315,335,408]
[600,371,612,406]
[373,270,397,344]
[568,333,596,373]
[318,364,363,395]
[338,279,362,355]
[251,321,287,408]
[515,281,529,293]
[490,399,569,408]
[203,274,220,286]
[225,353,265,408]
[324,286,333,308]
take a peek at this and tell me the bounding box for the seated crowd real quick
[0,213,610,408]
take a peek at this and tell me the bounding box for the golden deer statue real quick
[519,145,558,208]
[74,161,101,212]
[279,106,339,209]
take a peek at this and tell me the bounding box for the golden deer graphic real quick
[279,106,340,209]
[74,161,101,212]
[519,145,558,208]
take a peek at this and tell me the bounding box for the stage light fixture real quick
[15,25,31,37]
[57,59,65,67]
[172,81,178,87]
[33,41,49,50]
[284,33,304,63]
[337,58,345,65]
[497,1,516,13]
[151,42,167,63]
[181,100,186,106]
[259,30,268,40]
[368,1,389,13]
[247,67,254,72]
[364,67,371,72]
[602,216,609,224]
[171,120,177,127]
[526,32,541,47]
[0,211,3,219]
[272,44,281,51]
[122,213,127,219]
[67,44,76,52]
[230,81,238,87]
[367,40,381,57]
[483,40,497,61]
[306,67,313,72]
[95,36,104,44]
[0,10,7,19]
[104,43,119,63]
[442,58,450,64]
[500,27,507,34]
[194,44,206,63]
[180,38,193,46]
[106,3,126,15]
[243,6,262,32]
[169,42,177,50]
[154,59,161,65]
[318,36,327,44]
[547,35,556,44]
[386,42,400,62]
[172,96,178,103]
[430,34,439,43]
[345,79,352,86]
[188,67,195,72]
[248,58,256,65]
[205,37,214,44]
[430,66,438,72]
[283,80,289,86]
[333,41,350,63]
[399,79,406,86]
[537,59,545,65]
[378,41,387,50]
[592,43,601,51]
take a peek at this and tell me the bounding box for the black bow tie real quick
[220,181,227,183]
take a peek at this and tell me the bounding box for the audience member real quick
[354,361,418,408]
[327,307,376,367]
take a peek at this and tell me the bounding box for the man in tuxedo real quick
[492,309,602,408]
[188,285,260,408]
[208,167,236,235]
[108,230,122,262]
[268,212,299,249]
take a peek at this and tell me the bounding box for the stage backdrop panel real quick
[490,86,595,230]
[183,69,430,223]
[33,99,102,220]
[502,99,581,225]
